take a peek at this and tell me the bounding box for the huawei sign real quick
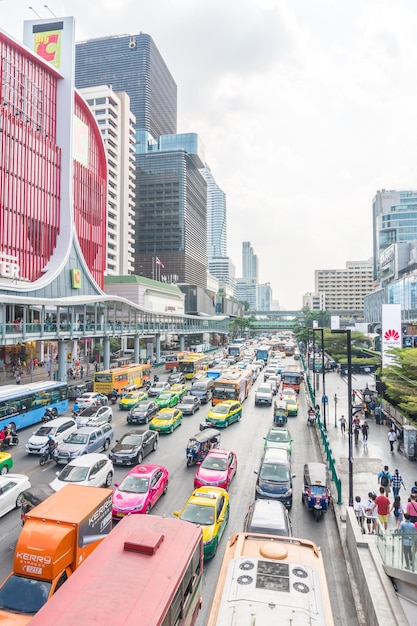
[384,329,400,341]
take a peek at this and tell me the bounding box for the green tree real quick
[382,348,417,419]
[229,317,249,339]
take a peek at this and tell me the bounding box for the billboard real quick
[381,304,402,366]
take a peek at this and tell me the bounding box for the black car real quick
[168,371,186,384]
[255,448,294,509]
[109,430,158,465]
[177,396,201,415]
[127,401,159,425]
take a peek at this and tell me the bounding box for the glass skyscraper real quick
[75,33,177,140]
[242,241,259,281]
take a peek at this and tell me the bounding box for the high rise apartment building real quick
[242,242,259,281]
[314,261,373,312]
[75,34,177,139]
[373,189,417,281]
[79,85,135,275]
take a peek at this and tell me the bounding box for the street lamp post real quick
[334,393,338,428]
[317,328,327,430]
[332,328,353,507]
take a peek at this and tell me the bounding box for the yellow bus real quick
[93,364,151,395]
[212,369,253,405]
[179,354,209,380]
[207,532,334,626]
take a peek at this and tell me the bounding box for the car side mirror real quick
[218,515,224,523]
[173,511,179,517]
[253,470,258,475]
[56,471,60,476]
[114,482,119,487]
[292,473,296,478]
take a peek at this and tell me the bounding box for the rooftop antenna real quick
[28,6,42,18]
[44,4,57,17]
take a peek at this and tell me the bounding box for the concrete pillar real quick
[134,335,140,364]
[156,334,161,364]
[179,335,185,351]
[57,341,67,382]
[103,337,110,370]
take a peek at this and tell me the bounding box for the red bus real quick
[212,368,253,405]
[164,351,189,371]
[281,364,303,393]
[30,515,203,626]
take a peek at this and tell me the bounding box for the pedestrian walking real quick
[354,422,361,446]
[391,469,406,498]
[15,373,21,385]
[397,514,417,569]
[354,496,366,534]
[378,465,392,497]
[411,481,417,496]
[375,487,391,530]
[339,415,347,436]
[362,421,369,444]
[390,495,404,530]
[365,492,377,534]
[387,427,397,452]
[406,494,417,523]
[80,364,84,379]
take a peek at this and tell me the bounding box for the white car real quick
[25,417,78,454]
[0,474,31,517]
[50,453,113,492]
[77,393,108,408]
[76,406,113,427]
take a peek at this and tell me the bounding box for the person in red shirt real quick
[375,487,390,530]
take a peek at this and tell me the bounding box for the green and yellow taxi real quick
[0,452,13,475]
[264,426,293,455]
[285,395,299,416]
[206,400,242,428]
[154,391,179,409]
[149,408,183,433]
[169,383,188,400]
[119,390,148,410]
[174,486,230,559]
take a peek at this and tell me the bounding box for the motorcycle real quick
[42,407,58,422]
[39,442,58,466]
[0,425,19,448]
[144,379,152,391]
[110,395,117,405]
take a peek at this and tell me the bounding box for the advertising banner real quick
[330,315,340,330]
[381,304,402,366]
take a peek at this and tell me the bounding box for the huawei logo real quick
[384,329,400,341]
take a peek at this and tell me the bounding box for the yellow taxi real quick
[169,383,188,400]
[206,400,242,428]
[285,394,299,416]
[173,486,230,559]
[119,390,148,410]
[149,408,183,433]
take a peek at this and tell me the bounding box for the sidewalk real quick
[318,371,416,513]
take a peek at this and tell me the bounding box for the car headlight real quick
[283,488,292,497]
[130,503,145,511]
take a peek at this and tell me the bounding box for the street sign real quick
[322,395,328,404]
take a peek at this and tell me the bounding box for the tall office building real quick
[372,189,417,281]
[201,167,227,258]
[75,34,177,139]
[314,261,373,313]
[79,85,135,276]
[242,242,259,282]
[135,133,208,288]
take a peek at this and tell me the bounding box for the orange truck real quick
[0,484,112,624]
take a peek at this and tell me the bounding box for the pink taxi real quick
[112,464,168,519]
[194,449,237,491]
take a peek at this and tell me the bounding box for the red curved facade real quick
[0,30,107,289]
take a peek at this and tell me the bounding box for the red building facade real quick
[0,29,107,290]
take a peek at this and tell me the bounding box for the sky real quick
[2,0,417,308]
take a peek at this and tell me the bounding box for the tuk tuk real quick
[20,484,55,525]
[186,428,221,467]
[301,462,330,521]
[273,400,288,426]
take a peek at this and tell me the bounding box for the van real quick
[244,499,292,537]
[255,448,295,509]
[190,378,214,404]
[25,417,77,455]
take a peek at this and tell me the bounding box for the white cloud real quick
[2,0,417,307]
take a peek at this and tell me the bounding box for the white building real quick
[314,260,373,313]
[79,85,135,275]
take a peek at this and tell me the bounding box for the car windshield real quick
[182,398,194,404]
[180,503,215,525]
[64,433,88,444]
[134,404,150,414]
[158,393,171,399]
[310,485,327,496]
[119,476,149,494]
[34,426,53,436]
[268,431,289,442]
[201,457,227,471]
[213,405,230,415]
[0,574,52,614]
[158,411,174,420]
[120,435,143,446]
[124,393,138,400]
[58,464,89,482]
[258,386,271,393]
[260,463,290,482]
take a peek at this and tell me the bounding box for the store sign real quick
[33,23,63,69]
[0,253,20,279]
[71,269,82,289]
[381,304,402,366]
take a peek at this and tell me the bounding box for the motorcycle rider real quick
[73,400,80,416]
[45,435,57,459]
[3,424,13,447]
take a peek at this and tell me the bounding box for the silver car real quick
[76,406,113,427]
[255,384,273,406]
[55,424,114,464]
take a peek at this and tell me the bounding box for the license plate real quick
[116,512,125,518]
